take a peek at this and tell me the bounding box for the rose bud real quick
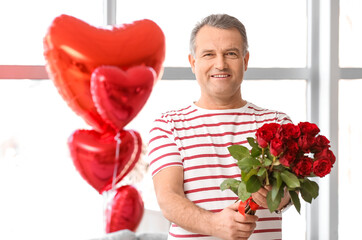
[270,137,284,157]
[279,123,301,141]
[313,158,332,177]
[312,135,330,152]
[298,122,320,137]
[279,151,297,167]
[292,156,313,177]
[256,123,281,148]
[286,141,299,155]
[298,134,316,152]
[315,148,336,165]
[256,132,270,148]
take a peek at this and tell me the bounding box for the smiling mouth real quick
[211,74,231,78]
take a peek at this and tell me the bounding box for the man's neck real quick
[195,97,247,110]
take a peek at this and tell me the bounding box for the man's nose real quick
[214,55,228,70]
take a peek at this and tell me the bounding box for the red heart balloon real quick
[44,14,165,132]
[91,65,155,132]
[68,129,142,194]
[105,185,144,233]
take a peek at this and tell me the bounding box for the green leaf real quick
[238,181,251,201]
[251,147,262,157]
[300,191,312,203]
[257,167,266,177]
[301,178,319,199]
[242,168,258,182]
[271,182,282,201]
[220,179,241,196]
[247,137,259,148]
[246,175,262,193]
[273,171,282,189]
[237,156,261,172]
[289,191,301,214]
[228,145,250,160]
[273,164,285,171]
[267,189,282,212]
[263,158,272,167]
[280,170,300,189]
[300,178,319,203]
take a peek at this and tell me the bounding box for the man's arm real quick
[153,166,258,240]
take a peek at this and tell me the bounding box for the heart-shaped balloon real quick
[91,65,155,132]
[68,129,142,194]
[105,185,144,233]
[44,14,165,132]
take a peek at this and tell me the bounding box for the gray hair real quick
[189,14,249,56]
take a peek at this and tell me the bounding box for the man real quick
[148,14,291,240]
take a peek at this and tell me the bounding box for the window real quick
[338,1,362,239]
[117,0,307,67]
[338,79,362,239]
[339,0,362,68]
[0,0,103,65]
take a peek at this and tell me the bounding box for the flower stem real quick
[269,156,276,172]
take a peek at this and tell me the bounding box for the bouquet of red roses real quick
[220,122,336,214]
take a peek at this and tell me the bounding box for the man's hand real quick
[154,167,259,239]
[251,185,291,211]
[211,202,258,240]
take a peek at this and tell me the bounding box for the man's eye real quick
[225,52,238,58]
[226,52,237,56]
[203,53,213,57]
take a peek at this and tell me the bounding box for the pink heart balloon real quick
[91,65,155,132]
[105,185,144,233]
[68,129,142,194]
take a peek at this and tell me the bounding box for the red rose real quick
[298,134,316,152]
[312,135,330,152]
[292,156,313,177]
[286,140,299,154]
[279,123,301,141]
[270,137,284,157]
[315,148,336,165]
[279,151,297,167]
[298,122,320,137]
[256,132,270,148]
[313,158,332,177]
[256,123,281,148]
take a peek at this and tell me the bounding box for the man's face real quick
[189,25,249,102]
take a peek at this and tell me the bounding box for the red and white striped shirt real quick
[148,102,292,240]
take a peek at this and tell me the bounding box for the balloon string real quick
[114,130,140,186]
[112,132,122,190]
[104,132,122,232]
[103,189,116,232]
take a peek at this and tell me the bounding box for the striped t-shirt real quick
[148,102,292,240]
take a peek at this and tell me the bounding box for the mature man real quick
[148,14,291,240]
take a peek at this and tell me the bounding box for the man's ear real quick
[188,54,196,74]
[244,51,250,71]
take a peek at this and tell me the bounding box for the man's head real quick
[189,14,249,57]
[188,14,250,109]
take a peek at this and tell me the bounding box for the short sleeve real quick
[147,117,183,177]
[275,111,293,125]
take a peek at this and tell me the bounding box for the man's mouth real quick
[211,74,230,78]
